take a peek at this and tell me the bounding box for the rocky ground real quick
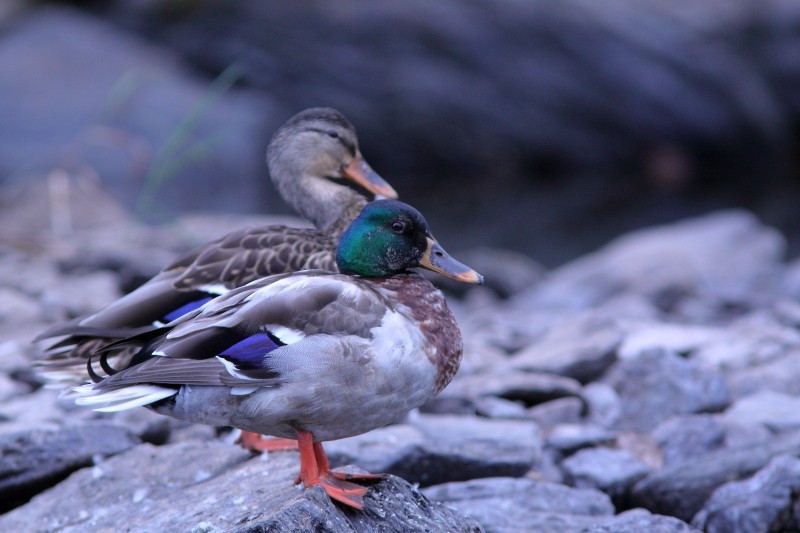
[1,176,799,532]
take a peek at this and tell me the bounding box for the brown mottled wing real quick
[169,226,339,290]
[35,226,340,366]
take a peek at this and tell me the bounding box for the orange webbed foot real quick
[295,430,385,510]
[318,472,371,509]
[237,431,298,453]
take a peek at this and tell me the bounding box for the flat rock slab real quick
[423,476,614,533]
[0,424,140,513]
[0,440,482,532]
[510,313,622,382]
[439,370,583,406]
[327,415,542,487]
[585,508,700,533]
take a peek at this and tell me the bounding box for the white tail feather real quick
[74,384,176,412]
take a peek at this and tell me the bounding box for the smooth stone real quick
[423,476,614,533]
[727,351,800,398]
[515,210,784,316]
[440,370,583,407]
[722,390,800,432]
[510,312,622,382]
[585,508,700,533]
[527,396,585,428]
[546,424,616,453]
[561,447,652,505]
[582,382,622,429]
[602,349,730,433]
[473,396,529,419]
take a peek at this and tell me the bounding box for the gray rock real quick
[692,454,800,533]
[652,414,770,468]
[617,322,724,361]
[528,397,585,428]
[440,370,583,406]
[561,447,652,504]
[473,396,529,419]
[546,424,616,454]
[728,351,800,398]
[602,349,730,433]
[691,312,800,370]
[511,312,622,383]
[407,415,542,486]
[632,429,800,522]
[722,390,800,431]
[0,440,481,532]
[582,383,622,429]
[328,415,542,488]
[423,477,614,533]
[517,211,784,317]
[0,424,140,513]
[585,508,701,533]
[325,425,428,474]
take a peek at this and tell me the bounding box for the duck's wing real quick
[168,226,338,290]
[87,272,392,393]
[35,226,339,362]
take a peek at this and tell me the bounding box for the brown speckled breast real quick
[371,273,463,393]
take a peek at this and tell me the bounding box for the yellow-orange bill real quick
[419,237,484,285]
[341,152,398,199]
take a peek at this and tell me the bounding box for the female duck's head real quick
[267,108,398,229]
[337,200,483,284]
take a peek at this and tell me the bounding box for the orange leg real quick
[296,430,384,509]
[237,431,298,453]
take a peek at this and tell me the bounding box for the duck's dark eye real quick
[326,130,339,139]
[391,221,406,233]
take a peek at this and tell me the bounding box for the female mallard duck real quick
[36,107,396,376]
[71,200,483,509]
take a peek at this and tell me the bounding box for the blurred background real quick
[2,0,800,267]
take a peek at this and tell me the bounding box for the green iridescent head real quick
[336,200,483,284]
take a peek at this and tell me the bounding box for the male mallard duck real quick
[36,107,396,376]
[71,200,483,509]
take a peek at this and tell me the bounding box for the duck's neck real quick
[277,172,368,236]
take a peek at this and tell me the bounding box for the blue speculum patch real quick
[162,297,214,322]
[220,333,282,367]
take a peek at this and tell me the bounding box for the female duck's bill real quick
[340,151,397,199]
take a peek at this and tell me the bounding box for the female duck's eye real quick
[326,130,339,139]
[391,221,405,233]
